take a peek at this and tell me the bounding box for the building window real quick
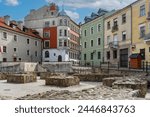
[113,18,118,26]
[60,19,63,25]
[107,36,110,45]
[45,51,49,58]
[91,27,94,34]
[3,58,7,62]
[19,58,21,61]
[122,14,126,24]
[98,24,101,32]
[113,50,117,59]
[91,53,93,60]
[107,21,110,30]
[140,26,145,38]
[140,5,146,17]
[44,32,50,38]
[91,40,93,47]
[59,40,63,47]
[35,51,38,57]
[51,12,54,16]
[84,30,87,36]
[35,41,38,46]
[27,39,30,44]
[140,49,145,60]
[84,54,86,60]
[3,46,7,53]
[84,42,87,48]
[122,31,126,41]
[44,41,49,48]
[107,51,110,60]
[64,30,67,36]
[3,32,7,39]
[52,20,55,25]
[14,35,17,41]
[64,40,67,47]
[64,19,67,26]
[98,52,101,59]
[59,29,62,36]
[98,38,101,45]
[27,50,30,56]
[14,48,17,52]
[45,21,50,27]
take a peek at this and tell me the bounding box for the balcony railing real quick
[112,25,119,33]
[147,12,150,20]
[109,41,119,49]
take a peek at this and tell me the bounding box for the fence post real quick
[108,62,110,74]
[146,61,148,73]
[100,61,101,70]
[118,62,119,71]
[143,61,145,71]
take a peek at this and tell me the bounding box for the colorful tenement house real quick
[24,3,80,64]
[80,9,109,66]
[131,0,150,62]
[0,15,42,62]
[104,5,132,68]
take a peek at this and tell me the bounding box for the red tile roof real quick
[0,18,42,39]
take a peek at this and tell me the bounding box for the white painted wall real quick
[0,28,42,62]
[43,49,69,62]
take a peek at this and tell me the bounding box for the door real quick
[13,57,17,62]
[58,55,62,62]
[120,49,128,68]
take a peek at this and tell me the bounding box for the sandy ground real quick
[0,77,100,99]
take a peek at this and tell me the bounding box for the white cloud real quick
[5,0,19,6]
[65,10,80,21]
[46,0,136,10]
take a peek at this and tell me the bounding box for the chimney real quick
[4,15,10,26]
[17,21,23,30]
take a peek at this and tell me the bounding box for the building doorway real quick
[13,57,17,62]
[120,48,128,68]
[58,55,62,62]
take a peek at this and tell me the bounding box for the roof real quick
[58,9,69,17]
[129,54,141,59]
[0,17,42,39]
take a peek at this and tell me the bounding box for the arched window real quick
[45,51,49,58]
[60,19,63,25]
[64,19,67,26]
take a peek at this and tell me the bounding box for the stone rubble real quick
[17,85,142,100]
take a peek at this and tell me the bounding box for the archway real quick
[58,55,62,62]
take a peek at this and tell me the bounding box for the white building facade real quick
[0,16,42,62]
[24,3,80,64]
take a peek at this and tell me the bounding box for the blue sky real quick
[0,0,137,23]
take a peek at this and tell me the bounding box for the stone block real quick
[7,73,37,83]
[103,78,117,87]
[113,79,147,98]
[45,76,80,87]
[0,73,8,80]
[74,74,123,82]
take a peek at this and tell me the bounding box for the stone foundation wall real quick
[74,74,123,82]
[113,80,147,98]
[0,73,8,80]
[7,73,37,83]
[45,76,80,87]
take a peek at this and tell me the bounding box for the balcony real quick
[147,12,150,20]
[109,41,119,49]
[112,25,118,33]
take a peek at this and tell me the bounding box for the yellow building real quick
[132,0,150,61]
